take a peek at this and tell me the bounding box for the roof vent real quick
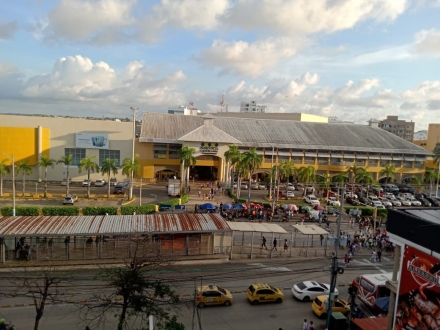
[202,114,215,127]
[367,118,380,128]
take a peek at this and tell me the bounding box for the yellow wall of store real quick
[0,127,50,164]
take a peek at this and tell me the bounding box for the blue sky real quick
[1,0,440,130]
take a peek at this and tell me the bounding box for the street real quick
[0,255,394,329]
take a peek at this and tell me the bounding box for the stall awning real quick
[227,222,288,234]
[291,224,329,235]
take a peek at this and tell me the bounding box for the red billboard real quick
[395,245,440,330]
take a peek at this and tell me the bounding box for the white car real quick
[326,197,341,207]
[287,185,295,191]
[251,183,260,190]
[400,193,413,199]
[240,184,248,189]
[378,197,392,207]
[344,191,358,199]
[384,192,395,199]
[287,191,295,198]
[258,184,267,190]
[82,179,92,187]
[61,178,72,186]
[388,198,401,206]
[109,178,118,186]
[408,198,422,206]
[292,281,338,302]
[63,195,78,205]
[304,195,320,205]
[95,179,106,186]
[397,197,411,206]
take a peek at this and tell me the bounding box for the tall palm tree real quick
[280,160,296,197]
[380,164,397,184]
[298,166,316,196]
[0,159,10,197]
[240,148,263,208]
[57,154,73,196]
[224,144,241,189]
[38,155,56,198]
[101,158,119,198]
[234,154,246,199]
[16,160,33,195]
[121,155,140,200]
[78,156,100,199]
[346,164,363,196]
[332,173,349,186]
[317,173,331,198]
[178,146,196,194]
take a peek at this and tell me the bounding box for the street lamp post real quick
[1,153,15,216]
[130,107,138,201]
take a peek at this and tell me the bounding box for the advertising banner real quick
[395,245,440,330]
[75,133,109,149]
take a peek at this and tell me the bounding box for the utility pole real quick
[269,146,274,201]
[326,186,345,327]
[130,107,138,201]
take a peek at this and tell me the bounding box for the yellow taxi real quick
[246,283,284,305]
[196,285,233,308]
[312,295,350,318]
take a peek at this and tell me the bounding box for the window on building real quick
[154,144,168,159]
[64,148,86,166]
[169,144,181,159]
[99,150,121,166]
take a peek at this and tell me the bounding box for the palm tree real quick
[317,173,331,198]
[0,159,10,197]
[224,144,241,190]
[121,155,140,200]
[57,154,73,196]
[298,166,316,196]
[346,164,363,196]
[332,173,349,186]
[380,164,397,184]
[178,146,196,194]
[280,160,296,197]
[234,154,246,199]
[101,158,119,198]
[240,148,263,208]
[16,160,33,195]
[433,143,440,164]
[408,175,422,185]
[78,156,100,199]
[38,155,56,198]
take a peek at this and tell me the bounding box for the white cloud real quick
[412,29,440,56]
[40,0,135,43]
[0,21,18,40]
[0,62,18,76]
[198,37,305,77]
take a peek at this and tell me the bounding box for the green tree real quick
[0,159,10,197]
[224,144,241,189]
[355,168,375,185]
[234,153,246,199]
[298,166,316,195]
[78,156,100,199]
[408,175,422,185]
[380,164,397,184]
[425,168,439,184]
[332,173,349,186]
[178,146,196,194]
[57,154,73,196]
[317,173,331,198]
[433,142,440,164]
[240,148,263,208]
[101,158,119,198]
[121,155,140,200]
[38,155,56,198]
[280,160,297,197]
[16,160,33,195]
[346,165,363,184]
[81,238,182,330]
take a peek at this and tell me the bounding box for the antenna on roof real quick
[220,92,226,112]
[189,101,194,110]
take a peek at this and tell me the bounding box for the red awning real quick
[351,317,387,330]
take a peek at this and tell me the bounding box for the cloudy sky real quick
[1,0,440,130]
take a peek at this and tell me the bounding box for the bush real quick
[344,206,388,218]
[120,204,156,215]
[82,206,118,216]
[0,206,40,216]
[158,198,180,207]
[42,206,80,216]
[181,194,188,204]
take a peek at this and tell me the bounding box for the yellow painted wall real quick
[300,113,329,123]
[426,124,440,151]
[1,127,38,164]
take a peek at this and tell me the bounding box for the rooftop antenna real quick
[189,101,194,110]
[220,92,226,112]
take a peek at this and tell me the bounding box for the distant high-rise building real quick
[239,101,266,113]
[378,115,415,142]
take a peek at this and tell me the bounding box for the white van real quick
[384,184,399,193]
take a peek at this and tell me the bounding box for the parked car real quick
[251,183,260,190]
[378,197,392,208]
[82,179,93,187]
[113,185,125,195]
[258,184,267,190]
[344,191,358,199]
[397,197,411,206]
[63,195,78,205]
[196,285,233,308]
[346,196,360,206]
[326,197,340,207]
[287,185,296,191]
[371,200,383,208]
[61,178,72,186]
[94,179,106,187]
[295,184,304,191]
[304,195,320,205]
[408,198,422,206]
[387,197,401,207]
[359,197,371,206]
[312,295,350,318]
[109,178,118,186]
[426,197,440,207]
[240,184,248,189]
[286,191,295,198]
[415,197,431,207]
[384,192,395,199]
[292,281,338,302]
[247,283,284,305]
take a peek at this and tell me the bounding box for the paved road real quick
[0,255,394,329]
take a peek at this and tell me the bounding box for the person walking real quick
[273,237,277,251]
[320,234,324,246]
[261,236,267,249]
[302,319,308,330]
[377,249,382,262]
[307,320,315,330]
[198,190,201,198]
[283,239,288,252]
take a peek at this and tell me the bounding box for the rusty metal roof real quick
[0,213,231,237]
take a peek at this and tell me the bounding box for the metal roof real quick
[292,224,330,235]
[139,112,431,155]
[0,213,231,237]
[226,222,287,234]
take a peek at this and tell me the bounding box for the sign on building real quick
[76,133,109,149]
[200,142,218,154]
[394,245,440,329]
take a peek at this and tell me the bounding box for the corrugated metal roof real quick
[0,214,231,237]
[139,113,431,155]
[227,222,287,234]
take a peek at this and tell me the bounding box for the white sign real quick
[76,133,109,149]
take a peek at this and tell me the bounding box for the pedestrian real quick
[302,319,308,330]
[273,237,277,251]
[261,236,267,249]
[320,234,324,246]
[344,253,349,264]
[132,210,136,215]
[198,190,201,198]
[283,239,288,252]
[188,186,191,193]
[371,251,377,262]
[377,249,382,262]
[307,320,315,330]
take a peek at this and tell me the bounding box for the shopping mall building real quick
[0,113,432,184]
[137,113,432,183]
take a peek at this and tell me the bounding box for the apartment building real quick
[378,116,415,142]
